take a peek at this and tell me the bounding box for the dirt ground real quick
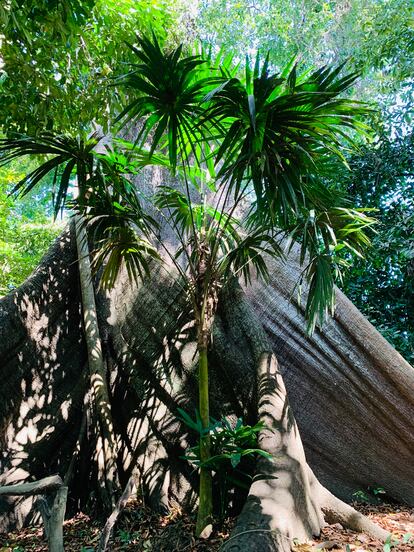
[1,500,413,551]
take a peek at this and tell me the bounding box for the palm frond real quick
[91,226,160,290]
[117,140,217,192]
[115,34,220,171]
[219,226,284,285]
[73,150,160,289]
[204,57,371,224]
[0,132,100,216]
[154,186,199,233]
[301,253,337,334]
[287,189,376,332]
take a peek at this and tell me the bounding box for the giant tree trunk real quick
[246,253,414,505]
[0,228,413,546]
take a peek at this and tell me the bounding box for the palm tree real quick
[0,34,375,536]
[77,35,375,536]
[0,133,158,512]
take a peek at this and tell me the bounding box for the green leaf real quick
[230,453,242,468]
[116,34,215,169]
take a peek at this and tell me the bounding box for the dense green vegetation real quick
[1,0,412,360]
[198,0,413,101]
[0,0,190,134]
[0,160,62,295]
[342,133,414,363]
[0,2,412,549]
[0,0,188,295]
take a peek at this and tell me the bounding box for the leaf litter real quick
[0,500,412,551]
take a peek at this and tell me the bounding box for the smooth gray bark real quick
[222,352,388,552]
[75,216,117,509]
[38,486,68,552]
[0,475,63,497]
[246,252,414,505]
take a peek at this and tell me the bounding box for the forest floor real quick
[0,499,413,551]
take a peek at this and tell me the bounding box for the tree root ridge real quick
[320,491,389,541]
[222,352,390,552]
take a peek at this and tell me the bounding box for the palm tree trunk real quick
[195,342,213,537]
[75,216,117,510]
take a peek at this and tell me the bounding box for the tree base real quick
[0,232,413,537]
[222,353,389,551]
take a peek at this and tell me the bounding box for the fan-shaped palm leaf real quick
[154,185,238,242]
[205,56,370,224]
[74,151,160,289]
[218,226,283,285]
[0,132,100,216]
[90,225,159,290]
[115,34,220,171]
[287,184,376,332]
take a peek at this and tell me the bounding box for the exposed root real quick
[319,487,389,541]
[222,352,389,551]
[98,474,138,552]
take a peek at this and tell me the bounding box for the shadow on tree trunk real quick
[0,230,413,549]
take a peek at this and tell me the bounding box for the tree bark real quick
[0,230,413,537]
[41,486,68,552]
[246,250,414,505]
[222,352,388,551]
[74,216,117,510]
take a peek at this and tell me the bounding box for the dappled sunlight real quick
[0,227,86,530]
[238,353,323,542]
[98,274,269,520]
[1,219,413,541]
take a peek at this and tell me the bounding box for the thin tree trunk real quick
[75,216,117,510]
[195,343,213,537]
[98,475,137,552]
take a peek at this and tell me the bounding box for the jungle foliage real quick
[341,132,414,363]
[0,1,412,546]
[0,0,192,134]
[0,160,62,296]
[0,1,413,354]
[0,32,376,533]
